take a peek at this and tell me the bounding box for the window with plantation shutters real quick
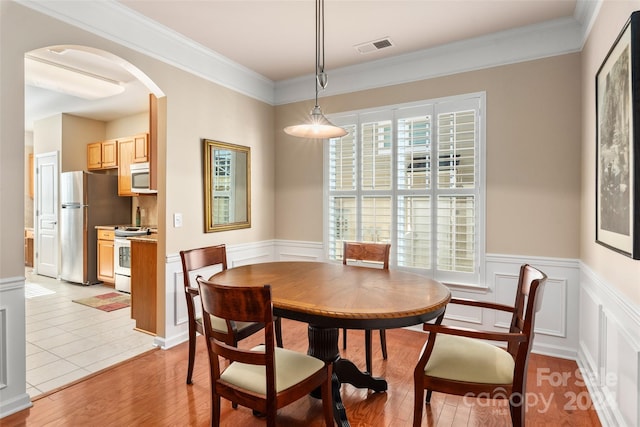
[326,94,485,285]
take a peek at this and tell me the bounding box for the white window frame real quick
[323,92,486,287]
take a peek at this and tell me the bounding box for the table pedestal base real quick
[307,325,387,427]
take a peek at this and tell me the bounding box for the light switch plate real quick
[173,213,183,227]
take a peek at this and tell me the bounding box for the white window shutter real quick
[326,94,483,285]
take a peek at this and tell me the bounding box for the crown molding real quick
[16,0,276,104]
[17,0,600,107]
[275,15,587,105]
[574,0,603,46]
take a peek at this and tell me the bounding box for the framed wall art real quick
[596,11,640,259]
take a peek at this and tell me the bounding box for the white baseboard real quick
[0,393,32,419]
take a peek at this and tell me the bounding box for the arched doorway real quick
[24,44,164,399]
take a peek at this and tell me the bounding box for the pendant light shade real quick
[284,106,347,138]
[284,0,347,140]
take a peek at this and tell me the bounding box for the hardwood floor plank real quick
[4,319,601,426]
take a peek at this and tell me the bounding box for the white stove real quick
[114,227,150,293]
[115,226,151,238]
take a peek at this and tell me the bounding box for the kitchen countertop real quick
[95,225,119,230]
[127,234,158,243]
[95,224,158,233]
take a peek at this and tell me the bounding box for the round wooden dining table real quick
[210,261,451,427]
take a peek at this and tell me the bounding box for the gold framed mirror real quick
[203,139,251,232]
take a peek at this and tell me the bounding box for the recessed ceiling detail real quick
[25,55,124,100]
[354,37,394,54]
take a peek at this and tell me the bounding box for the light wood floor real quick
[5,319,601,426]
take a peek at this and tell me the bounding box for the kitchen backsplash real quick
[135,195,158,226]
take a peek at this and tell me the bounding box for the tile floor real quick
[24,269,156,398]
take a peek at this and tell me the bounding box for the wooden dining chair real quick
[413,264,547,427]
[195,277,334,427]
[179,245,283,385]
[342,240,391,375]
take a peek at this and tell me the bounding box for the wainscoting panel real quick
[162,246,582,358]
[579,284,602,382]
[604,310,639,427]
[172,264,223,328]
[159,255,186,349]
[579,264,640,427]
[0,307,6,390]
[494,273,567,338]
[228,250,272,267]
[444,299,483,325]
[160,240,290,349]
[0,277,32,418]
[492,272,520,329]
[448,255,580,359]
[173,269,187,327]
[274,240,325,261]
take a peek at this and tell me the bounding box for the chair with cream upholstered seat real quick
[196,276,334,427]
[179,244,282,385]
[413,264,547,427]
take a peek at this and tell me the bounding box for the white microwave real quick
[130,162,157,194]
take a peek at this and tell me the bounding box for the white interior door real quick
[36,151,59,278]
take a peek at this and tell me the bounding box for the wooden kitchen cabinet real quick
[97,229,116,285]
[117,133,149,196]
[117,137,135,196]
[24,228,34,267]
[130,238,156,335]
[133,133,148,163]
[87,142,101,169]
[87,140,117,170]
[102,140,118,168]
[29,153,34,199]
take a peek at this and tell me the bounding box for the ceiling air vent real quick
[354,37,394,54]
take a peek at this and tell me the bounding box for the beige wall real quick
[275,53,582,259]
[105,111,148,139]
[33,114,105,172]
[1,0,29,279]
[161,65,275,253]
[33,114,62,155]
[60,114,105,172]
[581,1,640,306]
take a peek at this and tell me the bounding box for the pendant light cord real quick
[315,0,326,107]
[283,0,347,138]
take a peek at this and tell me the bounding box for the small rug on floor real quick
[73,292,130,312]
[25,282,56,298]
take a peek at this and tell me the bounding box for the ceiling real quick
[119,0,579,82]
[24,0,583,132]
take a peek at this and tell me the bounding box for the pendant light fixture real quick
[284,0,347,139]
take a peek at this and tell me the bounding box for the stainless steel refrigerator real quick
[60,171,131,285]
